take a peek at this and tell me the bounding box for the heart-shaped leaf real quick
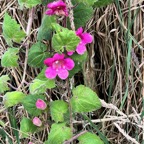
[70,85,101,113]
[0,75,10,94]
[22,94,46,116]
[20,117,37,138]
[2,13,26,46]
[3,91,26,108]
[78,132,104,144]
[45,123,72,144]
[1,48,19,67]
[50,100,69,123]
[28,42,50,68]
[52,28,80,52]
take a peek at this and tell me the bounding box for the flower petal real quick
[58,69,69,79]
[81,33,93,44]
[44,58,54,66]
[45,67,57,79]
[46,0,68,16]
[47,0,66,9]
[53,53,65,61]
[54,9,67,16]
[76,27,83,36]
[67,51,74,56]
[76,42,87,55]
[45,9,54,15]
[64,58,75,70]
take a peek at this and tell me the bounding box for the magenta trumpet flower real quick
[76,27,93,55]
[44,53,74,80]
[67,27,93,55]
[46,0,68,17]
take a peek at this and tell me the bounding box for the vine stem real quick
[17,8,35,90]
[66,0,75,31]
[63,130,87,144]
[65,1,76,143]
[66,78,73,141]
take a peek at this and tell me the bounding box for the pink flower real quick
[32,117,42,127]
[76,27,93,55]
[67,51,74,56]
[36,99,47,110]
[45,0,68,17]
[28,142,33,144]
[44,53,74,80]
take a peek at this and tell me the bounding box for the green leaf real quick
[36,66,48,80]
[50,100,69,123]
[28,42,50,68]
[52,28,80,52]
[20,117,37,138]
[75,0,97,6]
[30,78,55,94]
[18,0,41,8]
[70,85,101,113]
[82,114,110,144]
[36,67,47,80]
[1,48,19,67]
[37,16,56,41]
[0,75,10,94]
[78,132,104,144]
[29,67,55,94]
[72,3,93,29]
[2,13,26,46]
[42,0,53,5]
[52,23,65,33]
[71,51,87,62]
[22,94,46,116]
[3,91,26,108]
[94,0,113,7]
[45,123,72,144]
[69,61,82,78]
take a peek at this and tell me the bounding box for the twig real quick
[26,8,35,36]
[73,113,141,124]
[100,99,127,117]
[0,107,6,113]
[63,130,87,144]
[7,82,17,90]
[114,122,140,144]
[66,78,73,141]
[3,124,43,144]
[17,8,35,90]
[0,0,16,18]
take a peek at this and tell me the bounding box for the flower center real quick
[55,7,65,16]
[53,60,65,71]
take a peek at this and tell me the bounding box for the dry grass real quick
[0,0,143,144]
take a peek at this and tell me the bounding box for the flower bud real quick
[36,99,47,110]
[32,117,42,127]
